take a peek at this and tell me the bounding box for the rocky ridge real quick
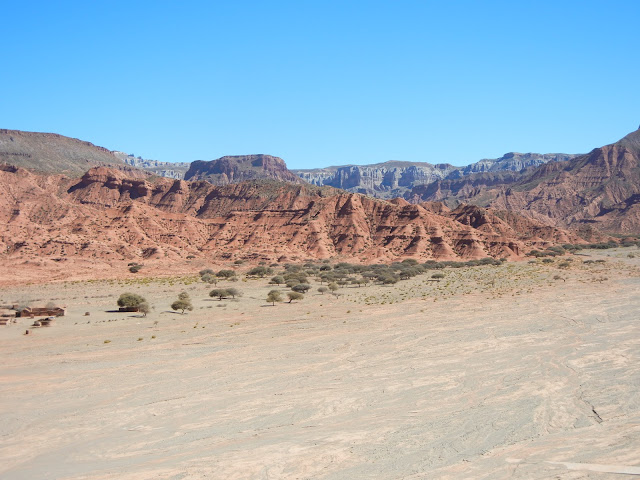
[412,128,640,233]
[0,129,125,176]
[292,153,577,198]
[113,152,190,179]
[0,165,580,277]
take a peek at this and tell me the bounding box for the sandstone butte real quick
[0,163,589,284]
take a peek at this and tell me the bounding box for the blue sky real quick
[1,1,639,169]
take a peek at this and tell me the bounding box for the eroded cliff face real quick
[293,153,576,198]
[0,166,577,267]
[404,129,640,233]
[294,161,458,197]
[481,130,640,232]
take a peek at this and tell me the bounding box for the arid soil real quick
[1,249,639,479]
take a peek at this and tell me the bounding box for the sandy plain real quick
[1,249,639,479]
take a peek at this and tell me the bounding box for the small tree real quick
[248,266,273,277]
[285,278,301,288]
[217,269,236,279]
[209,288,230,300]
[201,273,218,286]
[171,292,193,314]
[317,286,328,295]
[292,283,311,293]
[199,268,215,277]
[328,282,339,293]
[226,287,241,298]
[269,275,285,285]
[117,293,146,309]
[287,292,304,303]
[138,302,151,317]
[266,289,283,305]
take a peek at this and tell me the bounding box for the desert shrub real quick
[209,288,230,300]
[233,259,244,265]
[319,264,332,271]
[431,273,445,279]
[292,283,311,293]
[199,268,215,277]
[401,259,419,265]
[129,264,143,273]
[226,287,241,298]
[266,290,283,305]
[201,273,218,285]
[380,275,398,285]
[328,282,339,292]
[269,275,285,285]
[217,269,236,279]
[285,278,301,288]
[317,286,328,295]
[287,292,304,303]
[171,292,193,314]
[424,261,445,269]
[247,266,273,277]
[542,258,554,264]
[138,302,151,317]
[558,261,570,268]
[117,293,147,308]
[284,272,307,283]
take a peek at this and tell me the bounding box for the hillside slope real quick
[0,129,126,176]
[0,166,580,276]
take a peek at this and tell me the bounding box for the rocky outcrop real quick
[113,152,190,179]
[294,161,458,197]
[292,153,576,198]
[455,152,578,176]
[411,128,640,233]
[184,154,304,185]
[0,166,579,271]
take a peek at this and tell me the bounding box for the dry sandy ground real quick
[1,250,639,479]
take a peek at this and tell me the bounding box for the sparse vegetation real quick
[209,288,230,300]
[266,289,283,305]
[287,292,304,303]
[117,292,147,310]
[171,291,193,314]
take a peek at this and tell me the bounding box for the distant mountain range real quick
[2,126,639,236]
[291,152,578,198]
[113,152,190,179]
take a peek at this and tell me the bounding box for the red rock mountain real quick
[184,155,304,185]
[411,128,640,233]
[0,165,579,280]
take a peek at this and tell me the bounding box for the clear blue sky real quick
[1,0,639,169]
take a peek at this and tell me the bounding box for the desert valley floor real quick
[1,249,639,479]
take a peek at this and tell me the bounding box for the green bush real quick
[287,292,304,303]
[117,293,147,308]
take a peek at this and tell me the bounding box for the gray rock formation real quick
[113,152,190,179]
[292,153,578,198]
